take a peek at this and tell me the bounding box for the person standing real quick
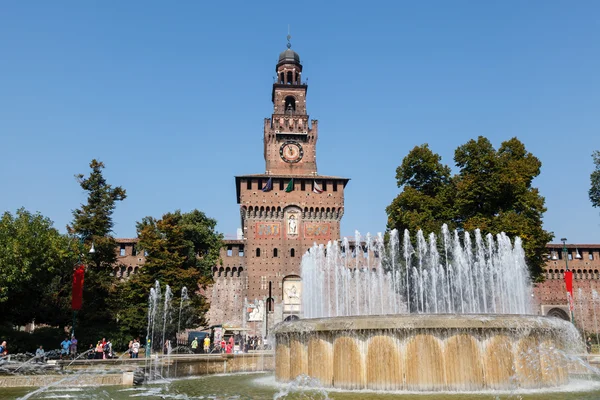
[191,337,199,354]
[203,336,210,353]
[60,337,71,360]
[0,341,7,356]
[128,340,133,358]
[131,338,140,359]
[69,335,78,358]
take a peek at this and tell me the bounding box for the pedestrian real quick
[128,340,133,358]
[587,337,593,353]
[87,344,95,360]
[60,337,71,360]
[35,345,45,363]
[0,341,7,356]
[220,338,226,353]
[203,336,210,354]
[95,341,104,359]
[103,340,112,359]
[163,339,171,355]
[70,335,78,358]
[132,338,140,359]
[191,337,199,354]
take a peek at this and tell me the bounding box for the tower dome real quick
[278,48,300,65]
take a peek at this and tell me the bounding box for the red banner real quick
[564,270,574,311]
[72,264,85,311]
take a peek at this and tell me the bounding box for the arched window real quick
[273,248,278,257]
[284,96,296,113]
[290,248,295,257]
[238,267,243,277]
[256,248,261,257]
[286,71,293,85]
[218,267,224,277]
[225,267,231,277]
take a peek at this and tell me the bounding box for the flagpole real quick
[562,238,575,323]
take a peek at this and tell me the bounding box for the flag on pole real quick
[564,270,574,312]
[285,178,294,192]
[313,180,323,194]
[262,177,273,192]
[72,264,85,311]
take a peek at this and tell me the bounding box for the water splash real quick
[302,225,533,319]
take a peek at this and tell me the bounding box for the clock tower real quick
[264,38,318,176]
[214,38,349,332]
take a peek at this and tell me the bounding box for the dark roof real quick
[278,48,300,65]
[234,174,350,204]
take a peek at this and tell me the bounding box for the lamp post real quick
[71,237,95,337]
[562,237,575,323]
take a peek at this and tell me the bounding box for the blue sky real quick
[1,1,598,244]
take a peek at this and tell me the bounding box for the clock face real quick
[280,141,304,163]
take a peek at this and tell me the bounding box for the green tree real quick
[114,210,222,341]
[386,144,455,235]
[386,137,553,278]
[0,208,76,327]
[590,150,600,210]
[67,159,126,340]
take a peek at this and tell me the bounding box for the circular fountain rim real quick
[273,313,573,333]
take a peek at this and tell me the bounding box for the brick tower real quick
[233,38,349,331]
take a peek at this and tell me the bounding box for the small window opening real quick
[256,248,261,257]
[333,181,338,191]
[322,182,327,191]
[227,246,232,257]
[290,248,295,257]
[246,180,252,190]
[273,248,278,257]
[239,247,244,257]
[301,181,306,191]
[120,244,126,257]
[284,96,296,113]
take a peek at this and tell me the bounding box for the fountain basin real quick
[273,314,579,391]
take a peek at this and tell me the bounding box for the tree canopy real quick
[386,136,553,278]
[0,209,75,327]
[113,210,223,340]
[590,150,600,211]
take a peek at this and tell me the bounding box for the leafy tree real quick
[114,210,222,342]
[0,209,76,327]
[67,159,126,338]
[386,137,553,278]
[591,150,600,211]
[386,144,455,235]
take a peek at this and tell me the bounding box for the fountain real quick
[273,226,583,391]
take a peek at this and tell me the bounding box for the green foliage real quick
[0,209,76,326]
[67,159,126,337]
[386,144,456,236]
[590,151,600,210]
[114,210,223,340]
[386,137,553,278]
[0,323,65,354]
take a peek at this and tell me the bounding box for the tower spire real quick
[287,25,291,49]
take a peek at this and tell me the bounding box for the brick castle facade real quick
[111,42,600,336]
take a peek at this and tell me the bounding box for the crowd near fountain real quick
[274,225,587,391]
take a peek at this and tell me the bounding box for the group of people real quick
[59,336,78,359]
[189,334,267,354]
[86,338,113,359]
[127,338,141,358]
